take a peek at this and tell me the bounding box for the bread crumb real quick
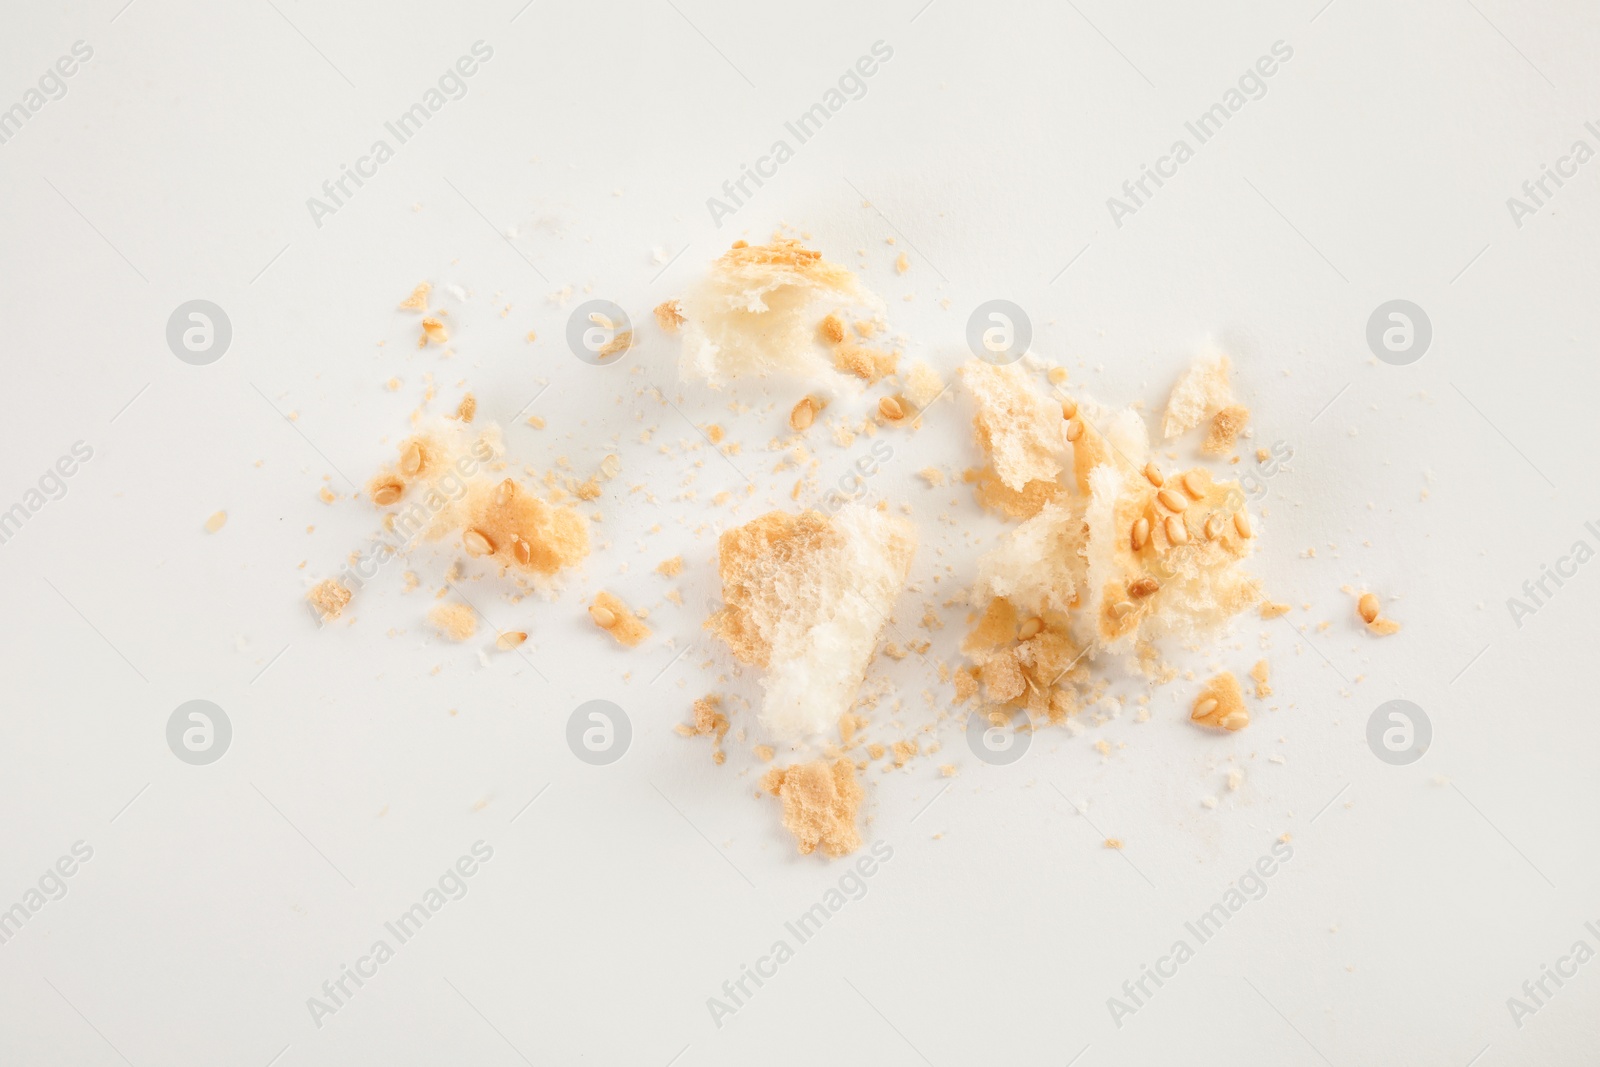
[895,252,910,274]
[1163,349,1233,439]
[429,602,477,641]
[204,510,227,533]
[590,591,651,647]
[1259,601,1291,619]
[1191,671,1249,731]
[683,694,730,763]
[454,393,477,423]
[1204,404,1250,454]
[754,745,775,762]
[917,467,945,487]
[1250,659,1272,698]
[307,579,351,622]
[419,317,448,346]
[939,764,957,777]
[653,299,683,332]
[761,758,864,857]
[656,556,684,578]
[398,282,430,311]
[1104,837,1124,849]
[706,505,915,742]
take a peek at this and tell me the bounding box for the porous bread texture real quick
[1163,346,1234,439]
[975,500,1086,618]
[675,238,884,388]
[707,503,916,743]
[959,361,1065,492]
[761,758,864,857]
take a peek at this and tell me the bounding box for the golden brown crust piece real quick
[761,758,864,857]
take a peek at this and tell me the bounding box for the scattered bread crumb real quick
[761,758,864,857]
[204,511,227,533]
[590,591,651,647]
[1191,671,1249,731]
[429,602,477,641]
[307,579,351,622]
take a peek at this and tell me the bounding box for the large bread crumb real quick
[761,758,864,857]
[707,504,915,742]
[959,361,1065,492]
[674,238,883,387]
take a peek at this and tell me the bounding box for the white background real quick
[2,0,1597,1064]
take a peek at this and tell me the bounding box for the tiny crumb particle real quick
[204,510,227,533]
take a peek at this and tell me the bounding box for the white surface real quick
[3,1,1598,1064]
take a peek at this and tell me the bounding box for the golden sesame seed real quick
[1143,462,1163,487]
[1181,470,1207,499]
[1220,711,1250,731]
[1017,616,1043,640]
[399,443,423,476]
[1157,489,1188,513]
[1233,511,1253,538]
[1065,419,1083,442]
[1358,593,1381,624]
[463,529,494,556]
[1131,517,1150,551]
[1192,698,1219,719]
[878,396,904,421]
[1165,515,1189,545]
[496,631,527,651]
[789,397,816,431]
[589,604,617,629]
[372,481,403,506]
[494,479,515,506]
[511,537,532,566]
[1204,513,1226,540]
[1129,577,1160,599]
[1061,398,1078,420]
